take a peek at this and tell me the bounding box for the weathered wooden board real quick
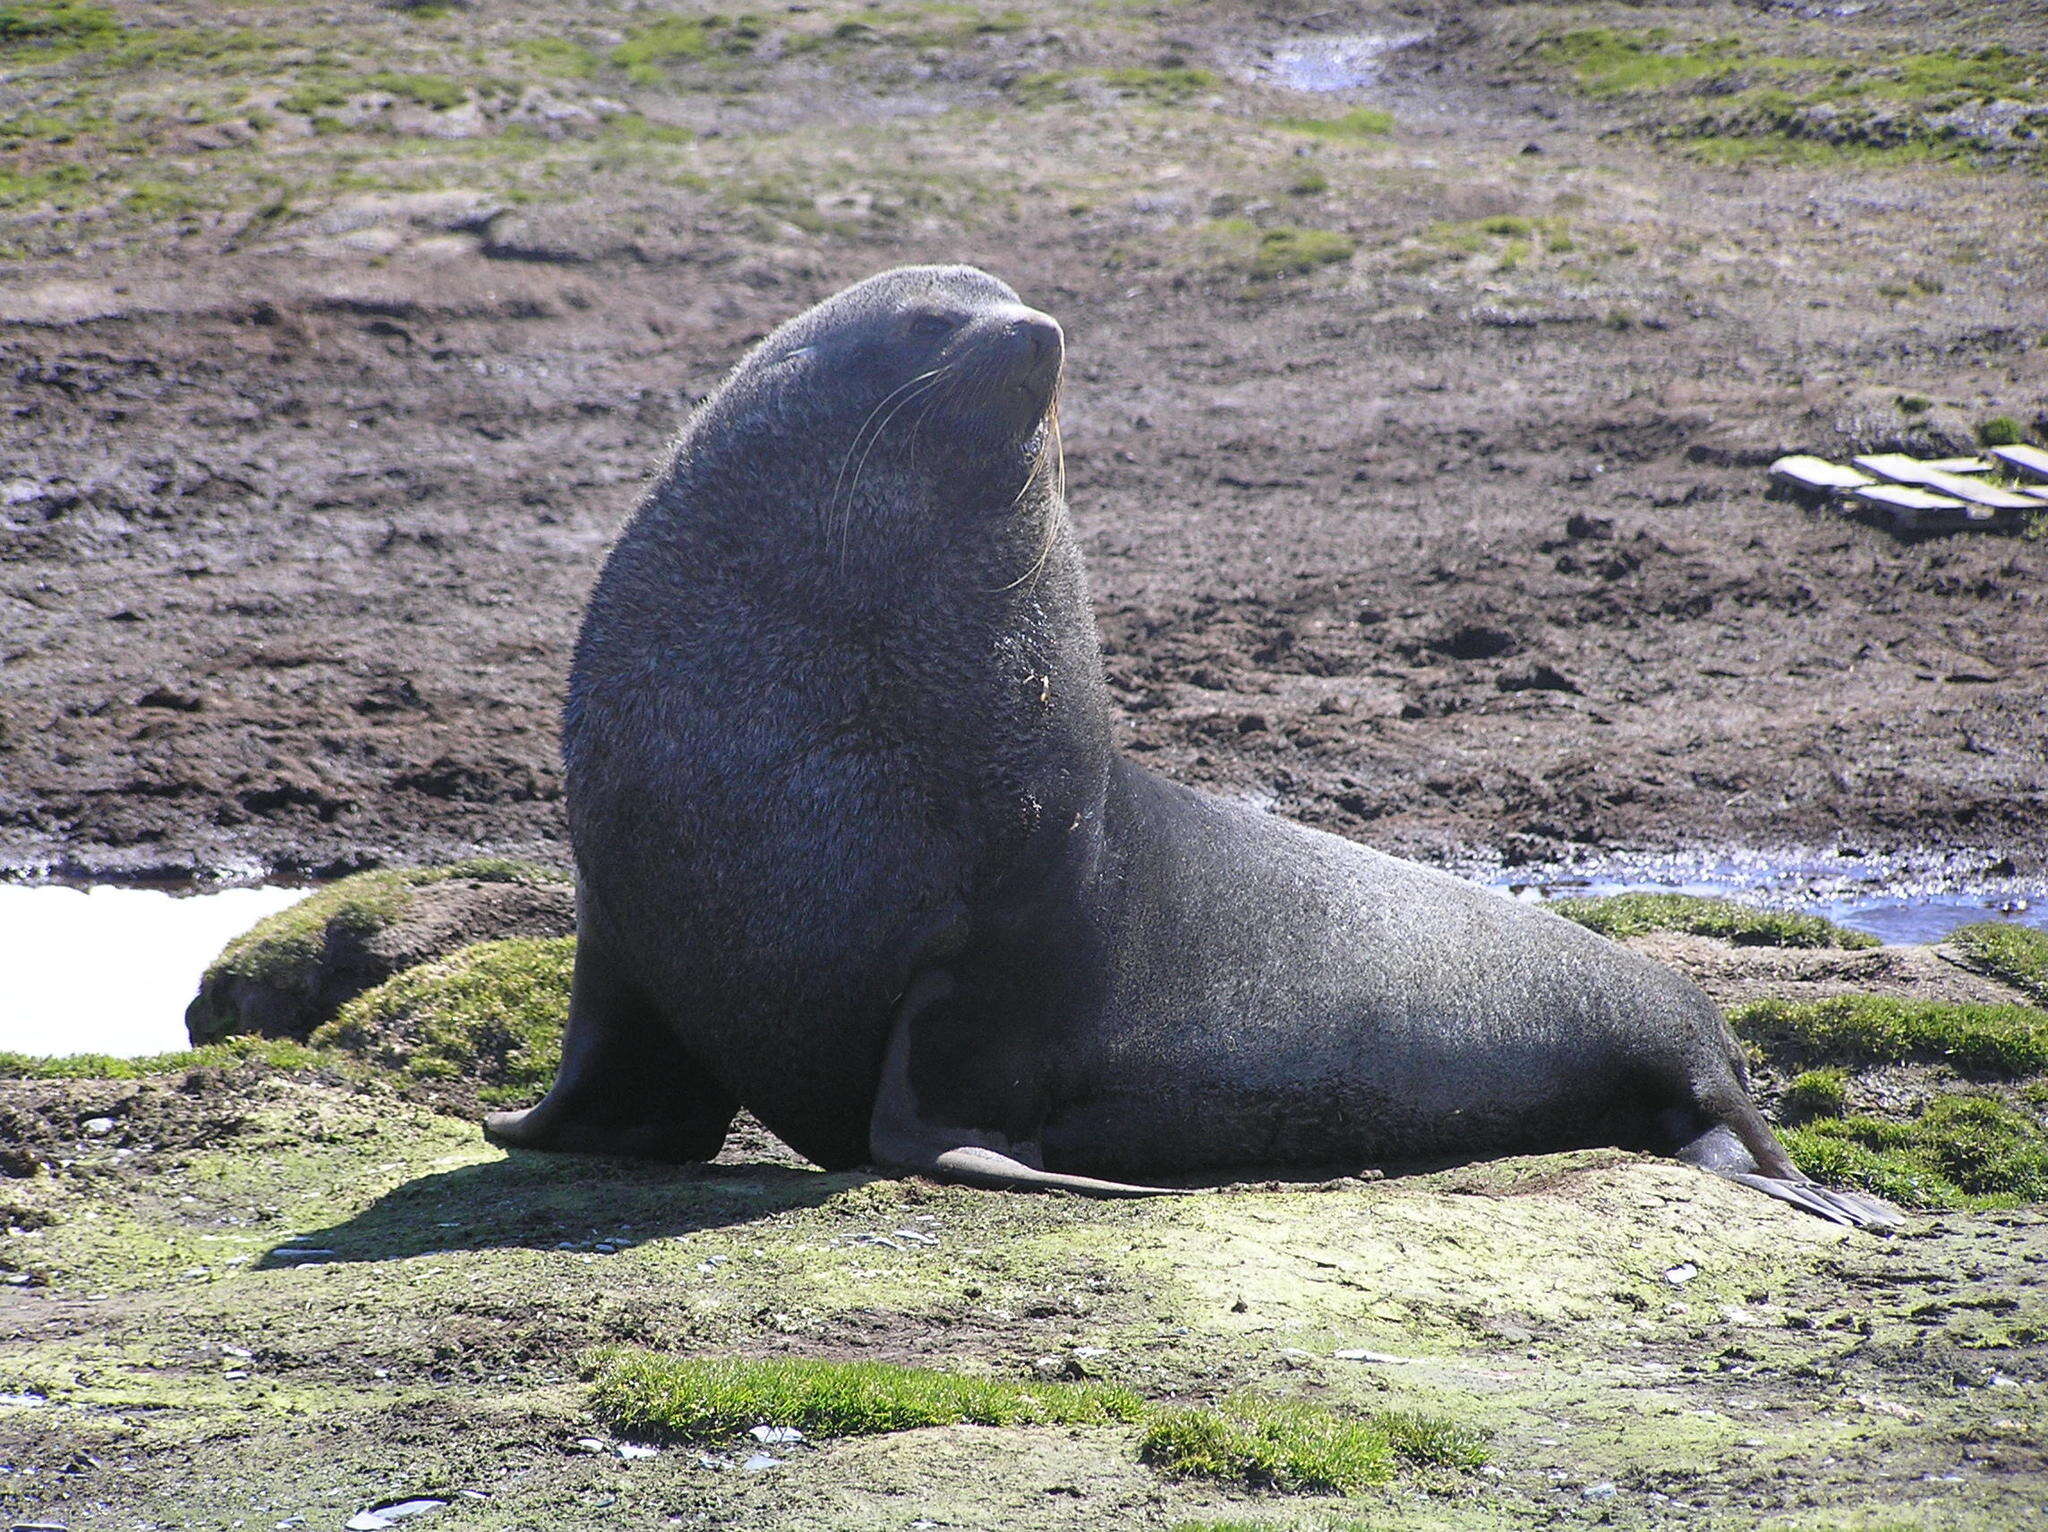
[1851,454,2038,509]
[1990,444,2048,482]
[1849,483,1986,531]
[1770,454,1875,492]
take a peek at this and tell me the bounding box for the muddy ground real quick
[2,0,2046,885]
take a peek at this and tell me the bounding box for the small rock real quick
[1332,1348,1411,1363]
[741,1452,784,1472]
[81,1118,116,1137]
[573,1437,609,1453]
[1583,1482,1618,1500]
[345,1500,447,1531]
[617,1443,659,1459]
[1662,1263,1699,1286]
[748,1425,803,1444]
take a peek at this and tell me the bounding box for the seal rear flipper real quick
[867,972,1184,1198]
[1670,1117,1899,1232]
[483,928,737,1164]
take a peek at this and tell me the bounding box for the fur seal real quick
[485,265,1890,1228]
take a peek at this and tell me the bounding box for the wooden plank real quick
[1991,444,2048,482]
[1850,454,2038,509]
[1849,483,1987,532]
[1770,454,1874,492]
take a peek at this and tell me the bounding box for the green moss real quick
[1978,415,2026,447]
[1250,226,1355,279]
[1783,1067,1850,1118]
[1732,995,2048,1076]
[360,71,467,110]
[0,0,116,49]
[1287,166,1328,196]
[1099,66,1218,103]
[1540,28,1744,96]
[1276,106,1394,139]
[202,859,566,992]
[0,160,93,209]
[0,1036,335,1080]
[1950,922,2048,1005]
[313,936,573,1103]
[1552,893,1879,949]
[593,1352,1146,1441]
[512,36,599,78]
[1784,1093,2048,1209]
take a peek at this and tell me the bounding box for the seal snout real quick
[979,307,1063,424]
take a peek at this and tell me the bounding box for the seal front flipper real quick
[484,922,737,1163]
[867,972,1183,1198]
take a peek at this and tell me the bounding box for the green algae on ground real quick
[1949,921,2048,1005]
[1732,994,2048,1074]
[593,1352,1145,1440]
[313,936,572,1104]
[0,1035,336,1080]
[199,858,567,994]
[1784,1092,2048,1209]
[1552,892,1878,949]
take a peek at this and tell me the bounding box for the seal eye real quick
[905,310,961,343]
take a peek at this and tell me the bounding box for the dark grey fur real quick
[486,265,1891,1228]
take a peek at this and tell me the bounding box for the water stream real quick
[0,853,2039,1061]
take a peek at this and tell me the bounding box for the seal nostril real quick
[1005,314,1063,370]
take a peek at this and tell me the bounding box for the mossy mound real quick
[1731,993,2048,1074]
[1784,1093,2048,1210]
[1949,921,2048,1006]
[312,935,573,1105]
[185,859,573,1046]
[1552,892,1878,949]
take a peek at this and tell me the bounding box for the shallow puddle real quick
[0,882,307,1058]
[1259,31,1429,93]
[1494,849,2044,945]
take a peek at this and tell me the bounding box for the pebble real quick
[1663,1263,1699,1286]
[617,1443,659,1460]
[81,1118,115,1137]
[344,1500,446,1531]
[1582,1483,1617,1501]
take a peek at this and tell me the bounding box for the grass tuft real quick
[1732,995,2048,1076]
[1782,1067,1850,1118]
[593,1352,1146,1440]
[1249,226,1355,279]
[1784,1093,2048,1209]
[1949,922,2048,1006]
[591,1353,1480,1497]
[0,0,116,49]
[0,1035,335,1080]
[1978,415,2026,448]
[1552,892,1878,949]
[1140,1399,1395,1494]
[313,936,573,1104]
[1277,106,1394,139]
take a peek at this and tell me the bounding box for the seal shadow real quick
[253,1153,863,1269]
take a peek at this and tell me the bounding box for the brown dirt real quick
[2,0,2044,887]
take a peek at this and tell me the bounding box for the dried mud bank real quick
[2,0,2047,885]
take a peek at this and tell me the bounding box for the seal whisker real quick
[832,366,950,565]
[992,397,1062,593]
